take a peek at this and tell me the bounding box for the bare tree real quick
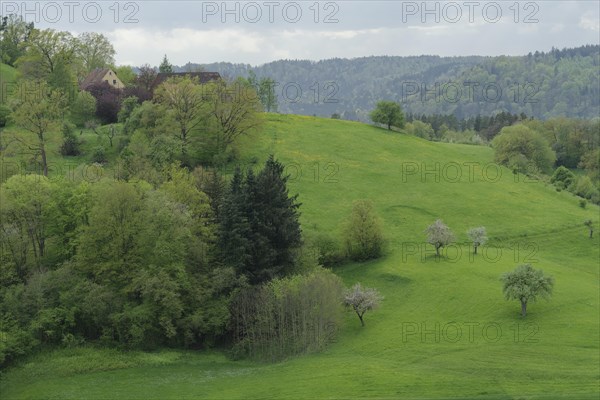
[343,283,383,326]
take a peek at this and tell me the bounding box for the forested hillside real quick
[182,45,600,120]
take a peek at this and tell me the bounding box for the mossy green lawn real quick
[1,114,598,399]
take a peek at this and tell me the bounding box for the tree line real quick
[175,45,599,120]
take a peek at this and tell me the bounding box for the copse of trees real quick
[231,268,344,361]
[122,77,263,169]
[0,157,309,365]
[218,156,302,284]
[492,125,556,175]
[246,70,278,112]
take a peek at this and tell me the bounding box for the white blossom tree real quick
[343,283,383,326]
[425,219,455,257]
[467,227,488,254]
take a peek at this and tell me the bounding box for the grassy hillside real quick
[1,114,598,399]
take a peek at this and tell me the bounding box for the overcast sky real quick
[4,1,599,66]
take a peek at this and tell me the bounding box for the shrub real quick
[59,122,81,156]
[406,120,434,140]
[579,199,587,208]
[0,315,37,368]
[91,146,107,164]
[70,91,97,127]
[343,200,384,261]
[312,232,345,266]
[550,166,575,189]
[570,176,598,200]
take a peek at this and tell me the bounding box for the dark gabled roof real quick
[151,72,221,89]
[80,68,111,89]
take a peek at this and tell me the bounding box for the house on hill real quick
[150,72,222,90]
[80,68,125,90]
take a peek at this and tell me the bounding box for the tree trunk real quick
[436,244,441,257]
[41,147,48,177]
[474,245,478,255]
[387,123,391,130]
[521,301,527,317]
[589,229,593,239]
[358,313,364,327]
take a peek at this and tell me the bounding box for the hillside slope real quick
[2,114,598,399]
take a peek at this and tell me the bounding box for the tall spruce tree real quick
[218,167,250,271]
[252,156,302,282]
[159,54,174,73]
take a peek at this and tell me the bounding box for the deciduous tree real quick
[501,264,554,317]
[369,101,404,130]
[154,77,206,160]
[9,83,64,176]
[467,227,487,255]
[343,283,383,326]
[343,199,384,261]
[425,219,455,257]
[0,14,34,66]
[74,32,115,76]
[16,28,75,80]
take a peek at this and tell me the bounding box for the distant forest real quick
[178,45,600,121]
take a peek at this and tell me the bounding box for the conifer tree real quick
[218,157,302,284]
[218,167,250,271]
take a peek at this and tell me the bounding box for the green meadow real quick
[1,114,598,399]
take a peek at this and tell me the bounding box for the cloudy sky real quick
[5,1,600,66]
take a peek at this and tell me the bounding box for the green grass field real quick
[1,114,598,399]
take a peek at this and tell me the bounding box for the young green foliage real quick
[369,101,405,130]
[343,199,384,261]
[501,264,554,317]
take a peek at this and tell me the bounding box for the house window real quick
[105,80,108,83]
[113,80,117,85]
